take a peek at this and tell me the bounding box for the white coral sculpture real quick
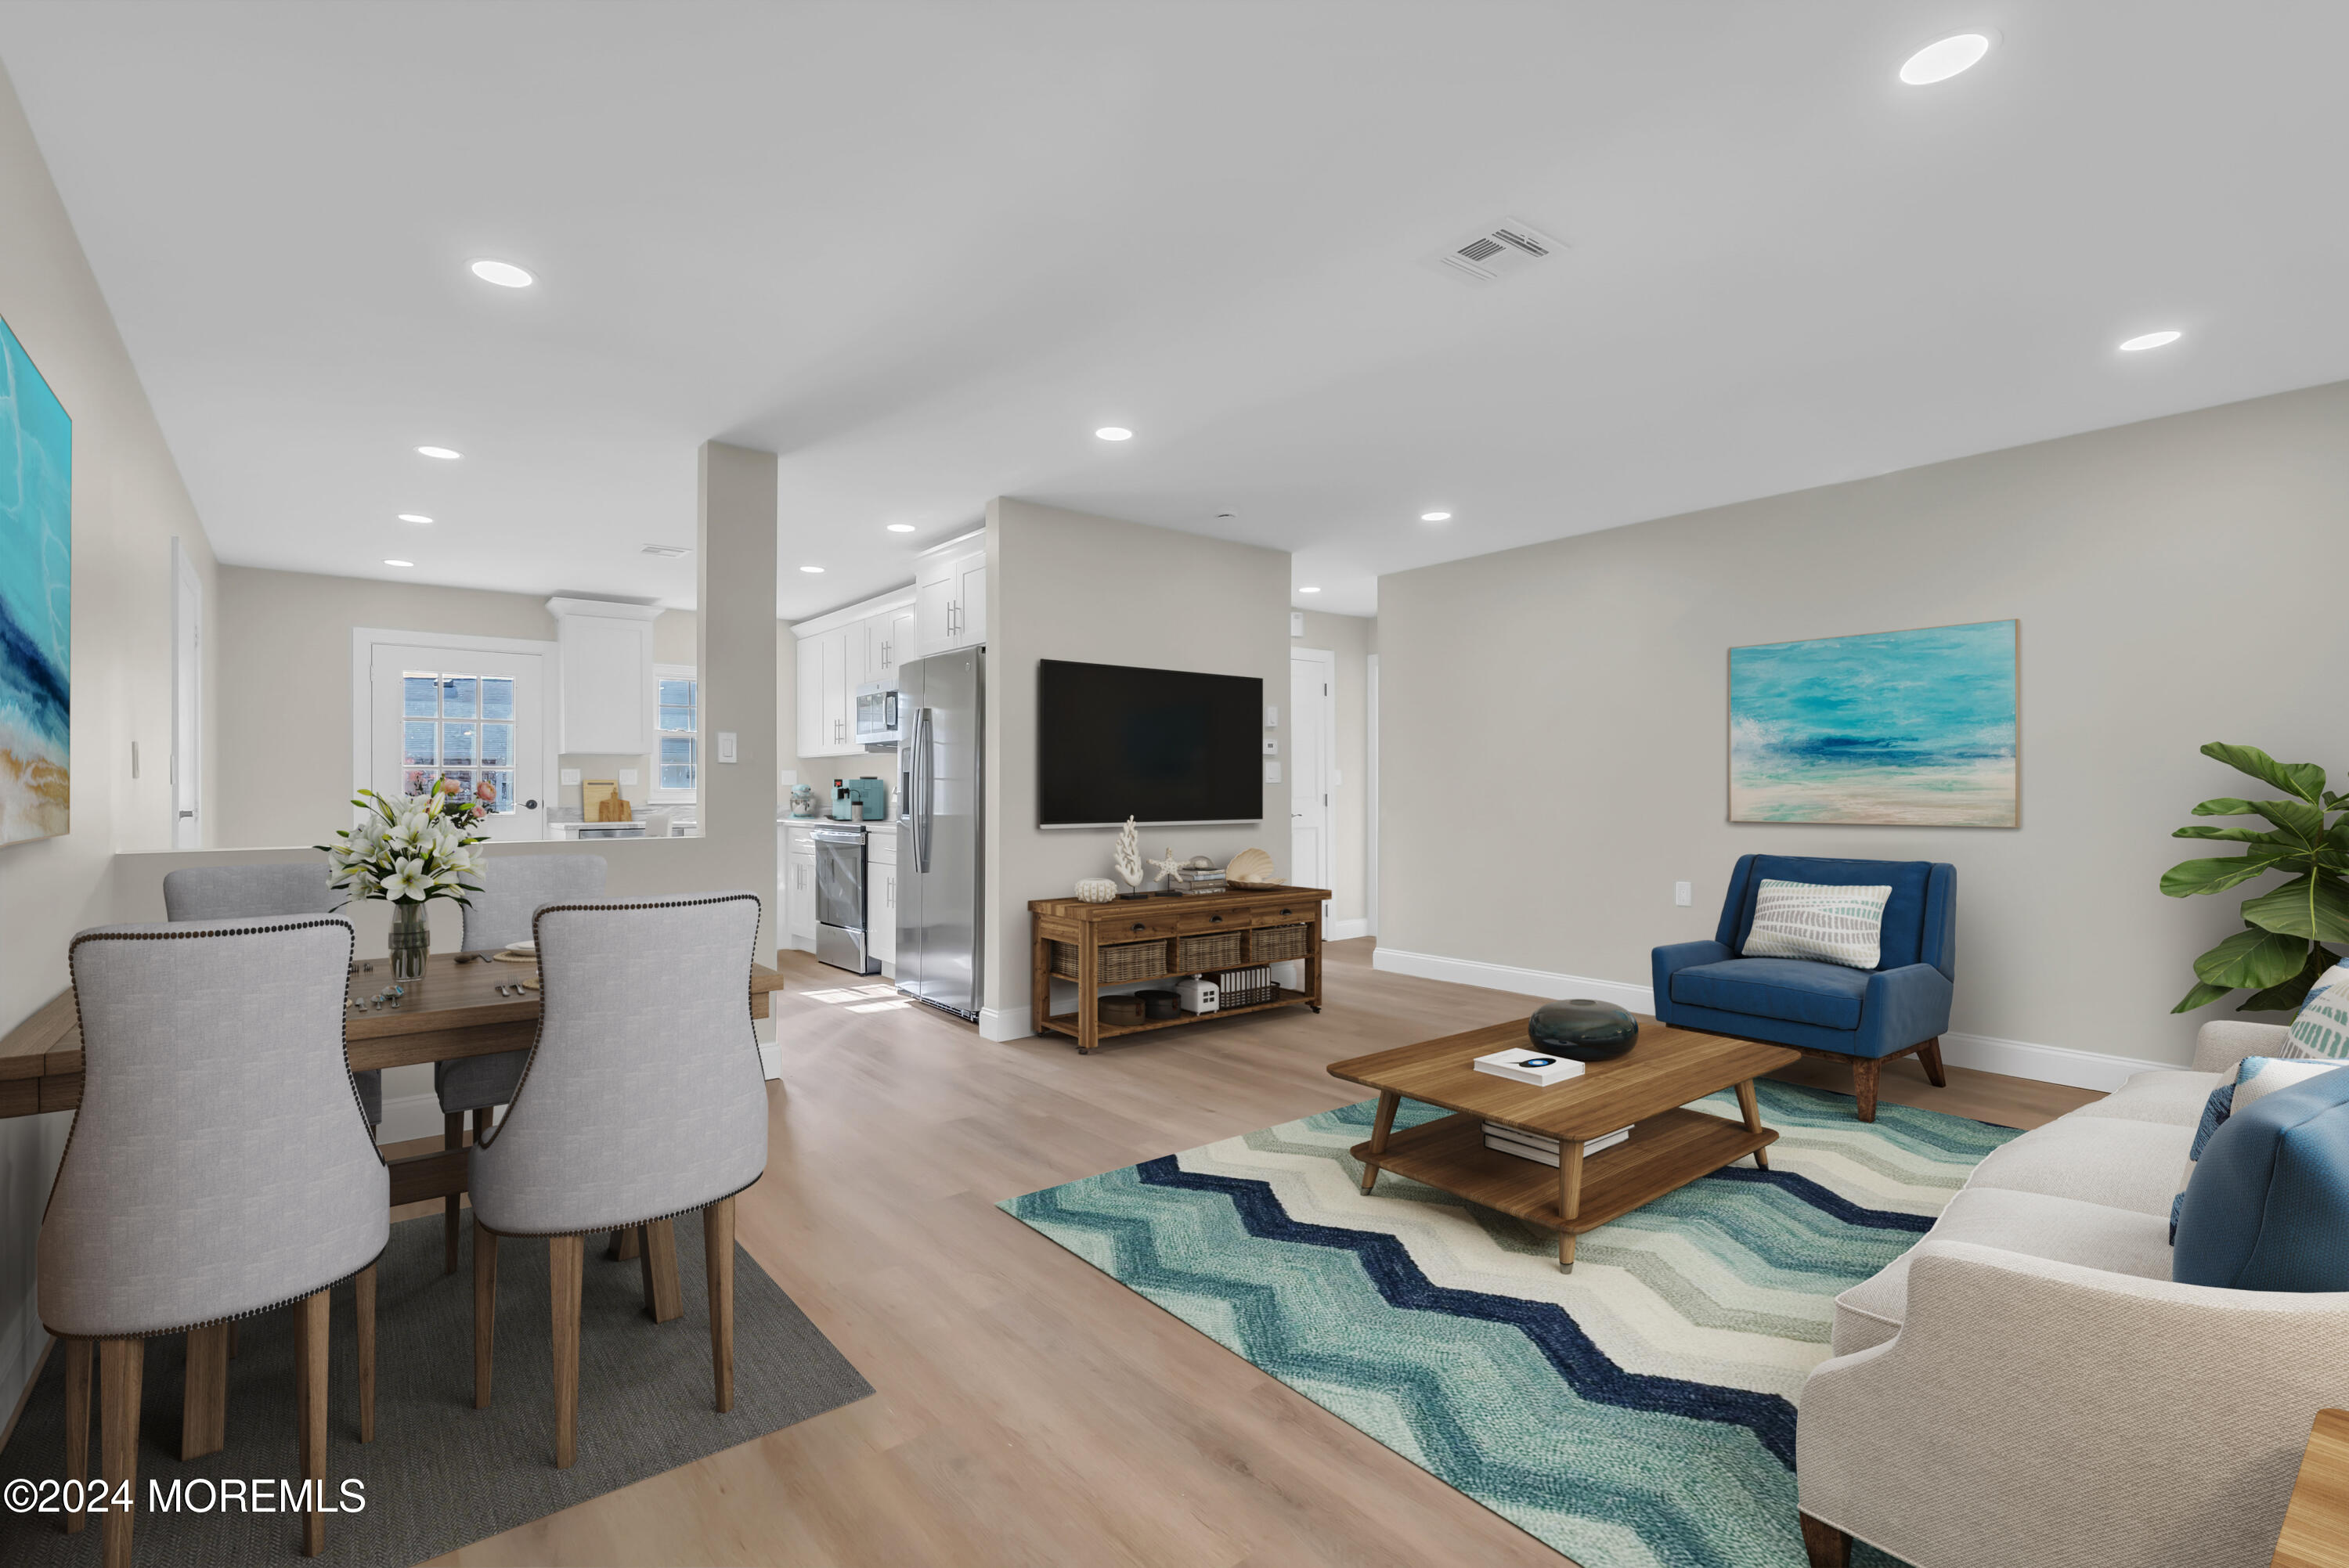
[1113,816,1144,890]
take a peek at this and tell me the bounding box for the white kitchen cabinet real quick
[915,543,986,657]
[547,597,659,754]
[792,589,915,759]
[867,828,897,967]
[785,838,818,948]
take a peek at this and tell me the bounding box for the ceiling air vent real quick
[1433,217,1561,283]
[640,543,691,558]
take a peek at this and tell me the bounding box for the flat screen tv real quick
[1037,659,1263,827]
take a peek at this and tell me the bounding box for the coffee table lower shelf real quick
[1351,1107,1776,1249]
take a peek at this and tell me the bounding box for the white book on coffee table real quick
[1481,1123,1629,1167]
[1472,1047,1586,1087]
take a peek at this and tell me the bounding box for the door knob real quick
[523,798,539,809]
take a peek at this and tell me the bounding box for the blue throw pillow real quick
[2172,1069,2349,1291]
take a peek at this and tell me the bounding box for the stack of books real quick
[1482,1123,1630,1168]
[1214,964,1275,1006]
[1170,867,1227,896]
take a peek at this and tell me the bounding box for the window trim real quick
[649,661,698,804]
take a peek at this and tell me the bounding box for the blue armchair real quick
[1652,854,1956,1122]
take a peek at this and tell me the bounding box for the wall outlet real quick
[779,768,797,788]
[1674,881,1692,907]
[1262,738,1279,755]
[619,768,639,786]
[718,730,739,763]
[1263,760,1282,784]
[560,768,582,786]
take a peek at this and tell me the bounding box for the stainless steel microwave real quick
[854,681,901,748]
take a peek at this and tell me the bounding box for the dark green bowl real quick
[1527,998,1640,1061]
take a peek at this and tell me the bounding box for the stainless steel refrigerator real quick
[895,648,984,1020]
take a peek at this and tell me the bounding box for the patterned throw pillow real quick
[2284,964,2349,1060]
[2171,1054,2349,1240]
[1739,878,1893,971]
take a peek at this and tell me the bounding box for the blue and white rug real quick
[1002,1080,2019,1568]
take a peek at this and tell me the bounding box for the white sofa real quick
[1795,1019,2349,1568]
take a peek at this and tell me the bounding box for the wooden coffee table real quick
[1329,1017,1801,1271]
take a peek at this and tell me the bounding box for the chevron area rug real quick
[1003,1080,2022,1568]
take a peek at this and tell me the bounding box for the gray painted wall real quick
[1378,377,2349,1069]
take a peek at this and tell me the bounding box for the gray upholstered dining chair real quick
[162,861,383,1130]
[467,891,767,1469]
[434,854,606,1273]
[42,914,388,1564]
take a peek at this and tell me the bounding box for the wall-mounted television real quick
[1037,659,1263,827]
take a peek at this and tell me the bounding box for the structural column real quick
[696,442,781,950]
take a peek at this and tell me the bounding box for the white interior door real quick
[1290,648,1333,919]
[368,641,547,840]
[171,540,202,848]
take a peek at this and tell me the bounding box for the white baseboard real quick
[978,1005,1033,1042]
[1326,917,1371,942]
[1369,946,2172,1094]
[377,1092,450,1146]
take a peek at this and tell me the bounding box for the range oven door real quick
[812,828,879,975]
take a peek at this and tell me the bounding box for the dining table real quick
[0,950,787,1212]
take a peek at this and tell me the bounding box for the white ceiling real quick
[4,2,2346,620]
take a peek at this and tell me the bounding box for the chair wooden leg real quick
[705,1196,736,1413]
[639,1218,683,1324]
[1851,1058,1881,1123]
[294,1289,327,1555]
[63,1337,92,1534]
[355,1264,377,1442]
[608,1225,640,1262]
[1799,1510,1852,1567]
[549,1234,584,1469]
[1917,1036,1948,1088]
[226,1319,238,1359]
[443,1112,464,1274]
[181,1321,229,1459]
[473,1224,499,1409]
[99,1336,143,1568]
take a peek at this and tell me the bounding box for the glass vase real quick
[388,899,430,981]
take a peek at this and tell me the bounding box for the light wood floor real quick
[411,939,2098,1567]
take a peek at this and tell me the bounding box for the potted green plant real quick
[2163,743,2349,1012]
[318,779,489,980]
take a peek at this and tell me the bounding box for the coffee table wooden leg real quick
[1359,1089,1401,1193]
[1735,1079,1769,1169]
[1557,1139,1586,1271]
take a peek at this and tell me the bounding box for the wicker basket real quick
[1051,939,1169,984]
[1250,923,1310,963]
[1214,964,1276,1007]
[1174,930,1247,971]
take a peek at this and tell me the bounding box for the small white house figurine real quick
[1112,816,1145,892]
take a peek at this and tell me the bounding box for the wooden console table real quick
[1029,885,1331,1052]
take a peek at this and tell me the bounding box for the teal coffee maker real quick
[831,777,888,822]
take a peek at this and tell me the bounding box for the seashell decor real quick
[1074,878,1117,903]
[1225,847,1278,884]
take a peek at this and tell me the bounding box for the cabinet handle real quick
[1131,922,1146,932]
[1210,914,1223,923]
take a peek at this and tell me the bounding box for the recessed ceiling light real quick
[886,524,916,533]
[1899,33,1991,85]
[416,445,461,460]
[1420,511,1452,522]
[396,514,432,524]
[1299,586,1322,594]
[799,564,825,574]
[383,558,414,568]
[469,259,535,288]
[2118,330,2183,351]
[1094,427,1132,442]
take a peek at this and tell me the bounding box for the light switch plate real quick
[619,769,639,786]
[718,730,739,763]
[1262,738,1279,755]
[1265,705,1279,729]
[1675,881,1693,907]
[779,769,797,788]
[1289,611,1304,636]
[560,768,582,786]
[1263,760,1282,784]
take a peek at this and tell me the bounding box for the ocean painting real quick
[1,314,72,846]
[1730,620,2017,827]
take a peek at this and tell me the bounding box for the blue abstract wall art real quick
[1730,619,2018,827]
[1,313,72,846]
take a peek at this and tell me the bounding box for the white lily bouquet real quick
[318,780,489,979]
